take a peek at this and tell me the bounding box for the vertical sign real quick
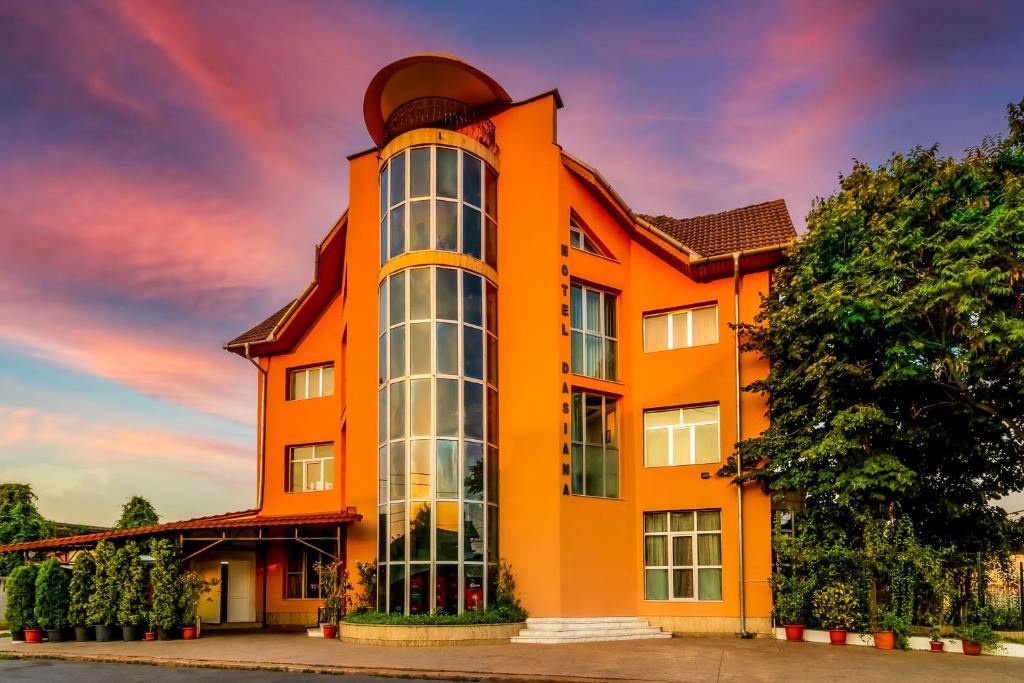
[559,243,571,495]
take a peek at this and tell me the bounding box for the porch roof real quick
[0,508,362,553]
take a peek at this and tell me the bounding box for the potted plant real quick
[117,541,147,641]
[929,627,945,652]
[771,574,808,641]
[178,570,215,640]
[87,540,119,641]
[34,557,71,642]
[5,563,40,643]
[315,558,345,639]
[955,622,1002,656]
[872,609,907,650]
[149,538,181,640]
[812,582,859,645]
[68,551,96,641]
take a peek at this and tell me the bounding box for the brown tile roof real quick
[639,199,796,258]
[0,508,362,552]
[225,300,296,349]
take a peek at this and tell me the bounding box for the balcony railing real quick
[383,97,497,153]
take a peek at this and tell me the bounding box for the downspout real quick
[733,252,748,637]
[244,343,269,512]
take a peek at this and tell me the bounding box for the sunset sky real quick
[2,0,1023,525]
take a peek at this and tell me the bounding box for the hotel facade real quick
[3,55,795,637]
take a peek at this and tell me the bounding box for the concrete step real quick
[512,632,672,644]
[511,617,671,644]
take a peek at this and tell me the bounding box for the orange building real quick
[1,54,795,638]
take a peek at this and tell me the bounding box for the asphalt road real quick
[0,659,460,682]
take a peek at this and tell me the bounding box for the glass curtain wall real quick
[378,145,498,614]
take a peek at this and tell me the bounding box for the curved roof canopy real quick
[363,54,512,145]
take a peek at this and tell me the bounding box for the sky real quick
[1,0,1023,526]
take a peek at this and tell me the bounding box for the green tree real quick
[4,563,39,631]
[115,496,159,530]
[34,557,70,630]
[736,98,1024,552]
[68,551,96,627]
[116,541,147,627]
[148,537,181,630]
[0,483,49,576]
[86,540,119,627]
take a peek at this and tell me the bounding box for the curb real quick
[0,651,667,683]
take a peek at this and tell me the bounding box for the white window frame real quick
[643,510,723,602]
[643,305,718,352]
[287,364,334,400]
[569,217,601,255]
[288,443,334,492]
[643,405,720,466]
[570,284,617,380]
[570,391,619,498]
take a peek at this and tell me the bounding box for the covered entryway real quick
[194,553,256,624]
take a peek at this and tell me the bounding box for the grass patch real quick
[343,606,526,626]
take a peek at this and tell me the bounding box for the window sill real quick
[642,462,721,469]
[642,598,725,603]
[285,395,335,403]
[568,493,625,501]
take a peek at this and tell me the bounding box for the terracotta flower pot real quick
[828,629,848,645]
[322,624,338,639]
[783,624,805,642]
[961,639,982,656]
[929,640,944,652]
[873,630,895,650]
[144,631,157,641]
[23,628,43,643]
[181,625,197,640]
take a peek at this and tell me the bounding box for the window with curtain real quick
[643,305,717,352]
[643,510,722,601]
[570,284,617,380]
[287,364,334,400]
[643,405,720,466]
[570,391,619,498]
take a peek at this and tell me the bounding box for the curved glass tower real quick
[378,144,498,614]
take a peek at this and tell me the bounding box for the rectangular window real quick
[570,391,619,498]
[287,364,334,400]
[643,305,718,352]
[643,510,722,601]
[570,284,617,380]
[285,545,327,599]
[644,405,719,466]
[288,443,335,492]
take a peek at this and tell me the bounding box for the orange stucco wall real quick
[249,91,774,625]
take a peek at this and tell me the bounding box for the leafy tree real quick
[86,540,119,627]
[4,563,39,630]
[68,551,96,627]
[736,98,1024,552]
[116,541,147,627]
[115,496,159,530]
[149,537,181,630]
[34,557,70,630]
[0,483,49,576]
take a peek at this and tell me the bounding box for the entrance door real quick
[225,558,255,623]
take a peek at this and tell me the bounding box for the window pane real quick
[389,271,405,325]
[436,268,458,321]
[486,334,498,386]
[323,455,334,490]
[410,322,431,375]
[409,199,430,251]
[691,306,717,346]
[436,440,459,499]
[463,154,481,206]
[379,282,387,335]
[694,423,719,464]
[485,283,497,334]
[463,503,483,561]
[644,315,668,352]
[644,535,667,566]
[287,573,302,599]
[644,512,667,533]
[322,365,334,397]
[379,334,387,385]
[697,533,722,565]
[463,381,483,440]
[605,339,617,381]
[485,218,497,269]
[570,331,583,374]
[379,165,388,219]
[673,569,695,599]
[671,512,694,532]
[388,563,404,614]
[604,294,616,337]
[389,151,405,205]
[389,324,406,379]
[605,448,619,498]
[436,378,458,437]
[464,441,483,501]
[684,405,719,423]
[697,510,721,531]
[435,200,458,251]
[484,167,497,219]
[289,461,303,492]
[436,322,458,375]
[306,460,322,490]
[435,563,458,613]
[378,506,386,561]
[436,501,458,561]
[389,502,405,562]
[378,387,386,445]
[292,445,314,461]
[389,441,405,501]
[672,427,692,465]
[584,394,603,445]
[289,370,307,400]
[380,217,388,265]
[409,564,430,615]
[605,399,617,446]
[389,203,405,258]
[487,446,499,502]
[486,387,498,444]
[569,225,581,249]
[571,444,583,495]
[672,536,693,566]
[645,569,668,600]
[487,506,498,559]
[463,272,482,326]
[407,269,431,321]
[378,446,387,503]
[389,381,406,440]
[463,326,483,379]
[672,312,689,349]
[698,568,723,600]
[585,445,604,497]
[409,147,430,198]
[465,564,484,611]
[645,429,669,466]
[585,334,603,377]
[585,290,601,332]
[408,502,431,561]
[436,147,457,198]
[410,378,431,437]
[571,392,582,442]
[462,205,481,259]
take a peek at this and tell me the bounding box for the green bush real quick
[68,551,96,627]
[343,607,526,625]
[86,540,119,627]
[33,558,70,630]
[4,563,39,630]
[770,573,809,625]
[812,582,860,630]
[178,570,215,627]
[149,538,180,630]
[116,541,147,627]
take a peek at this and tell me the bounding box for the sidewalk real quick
[2,631,1021,682]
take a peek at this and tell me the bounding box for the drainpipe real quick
[733,252,748,637]
[245,343,269,512]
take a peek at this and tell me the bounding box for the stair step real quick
[512,632,671,644]
[511,617,670,644]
